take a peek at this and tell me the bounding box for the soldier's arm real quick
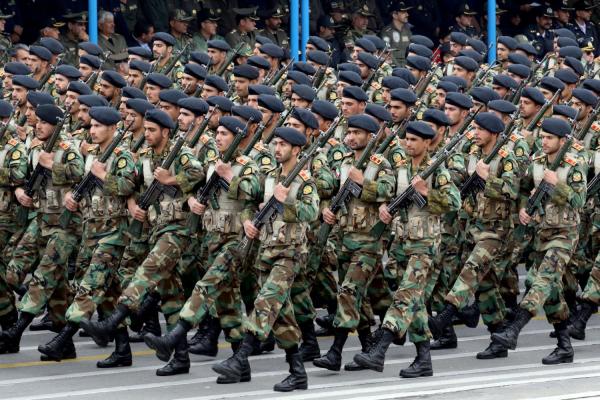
[446,153,468,187]
[428,168,461,214]
[282,180,319,223]
[360,158,396,202]
[518,162,535,210]
[550,163,586,208]
[484,155,519,200]
[103,152,137,197]
[175,150,205,194]
[311,155,337,199]
[53,147,84,185]
[0,144,27,186]
[229,163,261,222]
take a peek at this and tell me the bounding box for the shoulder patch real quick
[206,149,217,160]
[498,148,509,158]
[260,156,271,166]
[466,131,475,140]
[200,134,210,144]
[333,150,343,161]
[299,170,310,181]
[242,167,253,176]
[237,156,249,165]
[60,142,71,150]
[327,138,339,147]
[572,142,584,151]
[11,149,21,160]
[303,184,313,195]
[139,148,150,155]
[509,133,520,143]
[113,147,122,155]
[117,158,127,169]
[592,122,600,132]
[66,152,76,161]
[572,171,583,182]
[437,174,448,186]
[8,138,18,147]
[180,154,189,166]
[564,156,577,166]
[503,161,513,172]
[254,142,266,151]
[370,154,383,164]
[515,147,524,157]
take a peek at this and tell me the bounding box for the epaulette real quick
[113,147,122,155]
[327,138,339,146]
[390,138,398,147]
[8,138,18,147]
[139,147,151,155]
[532,153,545,162]
[466,130,475,140]
[396,159,407,166]
[370,154,383,164]
[59,142,70,150]
[509,133,521,142]
[564,156,577,166]
[592,122,600,132]
[236,155,250,165]
[572,142,584,152]
[468,144,479,154]
[253,142,266,151]
[498,148,509,158]
[299,169,310,181]
[86,143,99,153]
[371,81,381,90]
[425,85,435,94]
[200,134,210,144]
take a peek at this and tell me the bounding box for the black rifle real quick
[163,41,192,79]
[360,45,389,92]
[188,106,219,148]
[242,114,274,156]
[266,59,293,87]
[374,106,419,154]
[138,54,161,90]
[216,42,244,77]
[264,107,295,144]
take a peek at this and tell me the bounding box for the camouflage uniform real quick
[380,23,411,67]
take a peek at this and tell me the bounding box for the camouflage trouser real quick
[19,228,80,326]
[308,230,339,313]
[0,226,18,317]
[383,252,434,344]
[65,230,126,324]
[6,217,41,291]
[178,234,205,297]
[333,232,381,331]
[118,236,150,289]
[581,248,600,305]
[246,245,304,349]
[290,255,316,324]
[239,239,260,314]
[178,232,244,342]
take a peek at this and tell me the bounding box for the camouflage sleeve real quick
[228,163,261,222]
[550,163,586,209]
[310,154,337,199]
[483,155,518,200]
[513,139,531,172]
[0,144,27,186]
[255,152,277,173]
[428,168,461,215]
[518,162,535,210]
[174,149,205,194]
[53,148,84,185]
[446,153,467,186]
[361,158,396,203]
[103,152,137,197]
[282,180,320,223]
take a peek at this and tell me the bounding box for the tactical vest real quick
[141,155,185,226]
[31,146,66,214]
[532,159,579,228]
[467,153,510,221]
[202,162,246,234]
[338,157,381,233]
[81,152,127,219]
[0,142,17,212]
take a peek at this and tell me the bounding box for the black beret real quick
[508,52,532,67]
[55,65,81,80]
[35,104,63,124]
[204,75,228,92]
[553,104,578,119]
[286,70,312,86]
[498,35,518,50]
[437,80,459,93]
[516,42,538,57]
[0,100,12,118]
[422,108,450,126]
[493,73,518,89]
[311,99,339,120]
[129,59,152,73]
[554,28,577,40]
[207,39,231,52]
[347,114,379,133]
[410,34,434,49]
[540,76,566,93]
[292,84,316,102]
[408,43,433,58]
[459,49,484,63]
[207,95,234,112]
[255,35,273,46]
[40,37,64,55]
[189,51,211,66]
[541,117,571,137]
[26,91,54,107]
[342,86,368,102]
[127,46,153,59]
[178,97,209,116]
[363,35,386,51]
[219,115,246,135]
[233,64,259,80]
[308,36,330,52]
[232,105,263,122]
[355,38,376,53]
[475,112,505,133]
[274,126,306,146]
[559,45,582,60]
[521,87,546,105]
[557,36,579,48]
[4,62,31,76]
[248,84,275,96]
[441,75,468,90]
[382,76,409,90]
[89,106,121,125]
[555,68,579,84]
[101,70,127,88]
[153,32,176,47]
[247,55,271,71]
[121,86,147,100]
[29,45,52,62]
[339,62,361,75]
[67,81,92,96]
[307,50,330,66]
[79,54,101,69]
[338,70,363,86]
[126,98,154,115]
[406,54,431,71]
[445,92,473,109]
[12,75,39,90]
[471,86,500,104]
[507,63,531,78]
[572,88,598,106]
[454,56,479,72]
[291,107,319,129]
[258,94,285,113]
[467,38,487,54]
[583,78,600,95]
[78,94,110,108]
[366,103,392,122]
[450,31,469,46]
[79,41,103,56]
[564,56,585,76]
[390,88,418,104]
[292,61,316,76]
[259,43,285,59]
[488,99,517,114]
[158,89,187,105]
[145,108,175,129]
[357,52,379,70]
[406,121,435,139]
[146,73,173,89]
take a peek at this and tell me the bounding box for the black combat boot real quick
[315,313,335,336]
[216,341,251,384]
[312,328,349,371]
[38,322,79,361]
[258,331,275,354]
[430,325,458,350]
[212,333,258,382]
[187,316,209,347]
[299,320,321,362]
[353,328,395,372]
[428,304,458,339]
[458,302,480,328]
[551,293,579,338]
[97,327,132,368]
[156,338,190,376]
[491,307,532,350]
[189,316,220,357]
[143,319,192,362]
[80,304,130,347]
[274,348,308,392]
[130,292,161,332]
[399,341,433,378]
[29,312,53,331]
[477,323,508,359]
[569,301,596,340]
[130,310,162,343]
[542,322,574,365]
[344,328,373,371]
[0,308,17,331]
[0,311,35,353]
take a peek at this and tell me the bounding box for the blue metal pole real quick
[89,0,98,44]
[300,0,309,61]
[487,0,496,64]
[290,0,299,61]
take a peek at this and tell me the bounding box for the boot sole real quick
[216,373,251,384]
[188,347,218,357]
[97,359,132,368]
[79,321,109,348]
[38,346,64,362]
[476,351,507,360]
[353,354,384,372]
[542,356,574,365]
[569,331,585,341]
[491,333,516,350]
[400,369,433,378]
[300,351,322,362]
[312,359,341,371]
[156,367,190,376]
[273,382,308,392]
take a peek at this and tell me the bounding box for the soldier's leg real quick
[0,228,18,326]
[6,218,41,291]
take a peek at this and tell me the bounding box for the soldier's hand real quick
[544,169,558,185]
[412,176,428,196]
[519,208,532,225]
[78,31,89,42]
[154,167,174,185]
[348,167,364,185]
[15,187,32,207]
[243,219,259,239]
[274,183,290,202]
[322,207,337,224]
[80,142,91,157]
[475,160,490,180]
[64,191,79,212]
[91,160,107,180]
[187,196,205,215]
[215,160,234,182]
[521,129,533,138]
[16,126,27,141]
[379,203,392,224]
[38,151,54,169]
[131,204,147,222]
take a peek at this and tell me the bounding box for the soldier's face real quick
[201,20,217,36]
[159,102,179,122]
[539,87,554,101]
[497,44,509,61]
[537,16,552,29]
[571,98,590,120]
[584,50,595,63]
[286,117,305,132]
[171,20,189,35]
[393,11,409,24]
[351,47,364,62]
[77,106,91,127]
[128,69,143,87]
[35,120,55,140]
[266,17,282,30]
[291,94,310,109]
[90,120,115,145]
[352,14,368,31]
[239,17,257,32]
[341,97,361,117]
[79,64,93,80]
[100,17,116,35]
[2,73,12,91]
[345,128,369,150]
[145,84,161,104]
[143,120,168,148]
[273,138,295,163]
[27,55,43,73]
[518,98,540,119]
[25,101,37,127]
[208,107,221,129]
[555,10,570,24]
[457,14,473,27]
[452,65,468,80]
[444,104,463,126]
[492,84,508,99]
[541,132,563,154]
[247,95,259,109]
[449,41,463,56]
[215,127,234,152]
[181,74,199,95]
[0,19,5,32]
[177,108,195,131]
[234,77,250,97]
[14,49,29,64]
[43,27,60,39]
[404,133,429,157]
[12,86,26,107]
[474,124,494,147]
[201,85,220,99]
[207,48,225,64]
[389,100,408,122]
[576,10,592,22]
[355,61,370,79]
[125,109,143,131]
[64,91,80,113]
[152,42,170,59]
[433,89,446,109]
[54,74,70,94]
[99,80,117,100]
[119,99,128,119]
